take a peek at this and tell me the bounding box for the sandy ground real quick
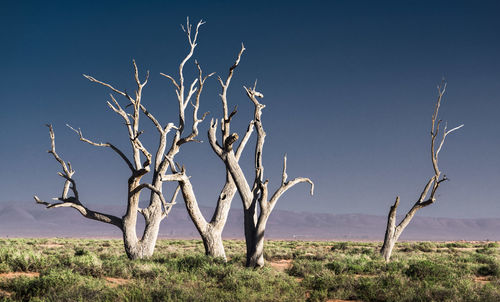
[268,259,292,272]
[0,272,40,279]
[104,277,131,288]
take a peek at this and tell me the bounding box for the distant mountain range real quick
[1,201,499,241]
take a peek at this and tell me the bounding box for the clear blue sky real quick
[1,0,499,218]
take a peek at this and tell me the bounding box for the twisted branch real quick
[34,125,122,229]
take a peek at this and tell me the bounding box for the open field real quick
[0,239,498,301]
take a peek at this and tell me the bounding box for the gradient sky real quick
[1,0,499,219]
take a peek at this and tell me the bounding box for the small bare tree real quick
[380,82,463,262]
[209,82,314,268]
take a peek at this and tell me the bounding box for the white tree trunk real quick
[122,218,160,259]
[201,228,226,259]
[175,168,240,261]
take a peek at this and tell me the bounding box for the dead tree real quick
[35,19,251,261]
[162,42,252,261]
[209,81,314,268]
[34,20,199,260]
[380,82,463,262]
[35,58,178,260]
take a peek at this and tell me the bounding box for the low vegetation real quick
[0,239,498,301]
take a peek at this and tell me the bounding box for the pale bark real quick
[36,19,312,262]
[380,82,463,262]
[157,37,249,261]
[36,57,177,260]
[210,82,314,268]
[36,27,191,259]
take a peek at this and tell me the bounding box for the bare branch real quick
[225,43,246,87]
[139,103,163,132]
[208,119,223,157]
[235,121,255,160]
[83,74,126,97]
[34,125,122,229]
[417,176,436,203]
[281,154,288,185]
[35,196,122,228]
[243,83,266,188]
[160,72,180,90]
[129,183,176,218]
[436,123,464,159]
[178,60,213,145]
[225,151,254,209]
[66,124,135,171]
[83,74,134,104]
[45,124,73,176]
[160,172,185,182]
[269,177,314,211]
[162,185,180,218]
[132,60,149,88]
[224,133,239,151]
[218,44,246,138]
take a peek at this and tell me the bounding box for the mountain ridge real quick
[1,201,498,241]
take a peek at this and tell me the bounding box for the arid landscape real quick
[0,239,498,301]
[2,1,500,301]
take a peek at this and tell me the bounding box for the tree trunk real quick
[201,228,226,260]
[122,216,161,260]
[122,181,163,260]
[178,173,238,261]
[248,215,268,268]
[380,196,399,262]
[244,207,270,268]
[243,206,259,267]
[247,244,265,268]
[380,236,396,262]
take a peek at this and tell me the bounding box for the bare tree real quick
[35,19,251,261]
[35,58,178,259]
[162,40,252,261]
[209,81,314,268]
[380,82,463,262]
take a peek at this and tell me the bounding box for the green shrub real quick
[476,246,497,255]
[355,273,408,302]
[302,271,357,301]
[445,242,469,248]
[176,254,219,272]
[477,261,500,277]
[0,261,10,273]
[486,242,499,248]
[0,239,498,301]
[404,260,455,282]
[330,242,349,251]
[71,252,103,277]
[415,242,435,252]
[3,250,46,272]
[74,247,90,257]
[5,269,113,301]
[287,259,323,277]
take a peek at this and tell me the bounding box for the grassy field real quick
[0,239,498,301]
